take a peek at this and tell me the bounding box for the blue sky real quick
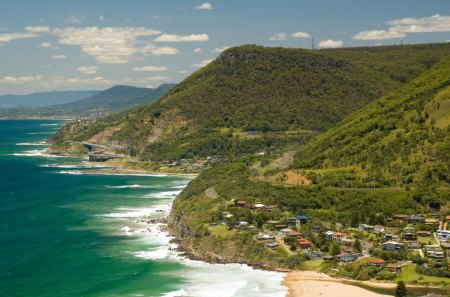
[0,0,449,94]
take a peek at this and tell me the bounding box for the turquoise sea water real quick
[0,120,287,297]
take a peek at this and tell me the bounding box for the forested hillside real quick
[293,54,450,188]
[49,43,450,162]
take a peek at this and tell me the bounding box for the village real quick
[207,197,450,283]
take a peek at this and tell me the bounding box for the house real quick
[408,215,422,224]
[432,250,445,262]
[286,217,300,227]
[446,215,450,222]
[382,241,402,251]
[235,200,249,207]
[334,232,346,242]
[403,232,417,241]
[238,221,249,228]
[278,228,294,237]
[440,241,450,249]
[264,205,278,212]
[324,231,335,241]
[265,220,279,226]
[436,230,450,241]
[254,233,275,241]
[385,263,402,274]
[296,239,311,249]
[416,231,432,237]
[265,241,279,250]
[370,258,385,268]
[296,215,310,224]
[403,226,415,234]
[254,203,265,209]
[285,231,303,239]
[383,234,399,242]
[335,253,356,264]
[393,214,409,221]
[312,224,322,233]
[274,224,287,230]
[359,224,375,232]
[425,245,444,260]
[374,225,385,234]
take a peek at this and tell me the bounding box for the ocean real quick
[0,119,287,297]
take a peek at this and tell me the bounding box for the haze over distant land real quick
[0,0,449,94]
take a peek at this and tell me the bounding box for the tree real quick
[354,238,362,253]
[395,281,407,297]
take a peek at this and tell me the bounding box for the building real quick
[385,263,402,274]
[265,241,279,250]
[286,217,300,227]
[296,239,311,249]
[285,231,302,239]
[278,228,294,237]
[392,214,409,221]
[334,232,346,242]
[403,226,415,234]
[416,231,432,237]
[408,215,422,224]
[370,258,385,268]
[382,241,402,251]
[296,215,310,224]
[235,200,249,207]
[436,230,450,241]
[335,253,356,263]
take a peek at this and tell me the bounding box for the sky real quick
[0,0,449,94]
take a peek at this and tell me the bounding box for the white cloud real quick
[78,66,99,74]
[0,75,43,84]
[25,26,50,33]
[65,16,83,24]
[38,42,52,48]
[195,3,213,10]
[133,65,167,72]
[51,26,162,64]
[99,15,105,21]
[353,14,450,41]
[141,45,179,56]
[353,30,405,40]
[212,46,229,53]
[154,33,209,42]
[177,70,189,74]
[387,14,450,33]
[269,32,287,41]
[318,39,343,48]
[291,31,310,38]
[194,47,202,53]
[0,32,38,42]
[147,75,170,81]
[51,54,66,59]
[191,59,213,68]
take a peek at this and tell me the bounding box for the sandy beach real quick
[283,271,394,297]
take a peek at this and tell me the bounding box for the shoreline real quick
[282,271,394,297]
[44,155,447,297]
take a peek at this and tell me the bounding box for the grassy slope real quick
[49,43,450,162]
[292,54,450,187]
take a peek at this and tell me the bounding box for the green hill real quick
[49,43,450,161]
[292,54,450,188]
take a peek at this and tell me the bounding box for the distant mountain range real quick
[0,90,100,108]
[0,84,175,118]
